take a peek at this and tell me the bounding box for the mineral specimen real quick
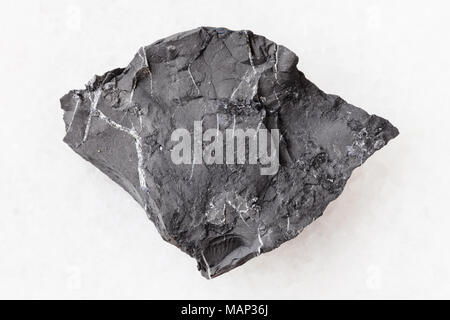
[61,27,399,279]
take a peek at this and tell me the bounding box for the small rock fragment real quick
[61,27,399,279]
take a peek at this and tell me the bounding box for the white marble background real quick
[0,0,449,299]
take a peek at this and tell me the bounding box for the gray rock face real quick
[61,27,399,279]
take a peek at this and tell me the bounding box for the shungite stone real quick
[61,27,399,279]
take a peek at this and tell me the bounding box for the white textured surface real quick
[1,0,449,299]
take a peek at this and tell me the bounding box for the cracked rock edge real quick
[60,27,399,279]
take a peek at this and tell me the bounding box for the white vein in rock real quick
[188,65,201,95]
[201,252,212,280]
[97,110,136,137]
[135,137,148,191]
[274,44,280,82]
[82,89,102,143]
[230,80,243,99]
[257,227,264,255]
[129,88,135,105]
[67,98,80,133]
[138,46,149,67]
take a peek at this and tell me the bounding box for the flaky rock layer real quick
[61,27,399,278]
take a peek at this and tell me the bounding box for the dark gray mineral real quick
[61,27,399,279]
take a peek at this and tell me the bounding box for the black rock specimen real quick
[61,27,399,279]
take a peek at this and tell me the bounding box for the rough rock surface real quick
[61,27,399,279]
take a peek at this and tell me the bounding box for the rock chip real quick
[61,27,399,279]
